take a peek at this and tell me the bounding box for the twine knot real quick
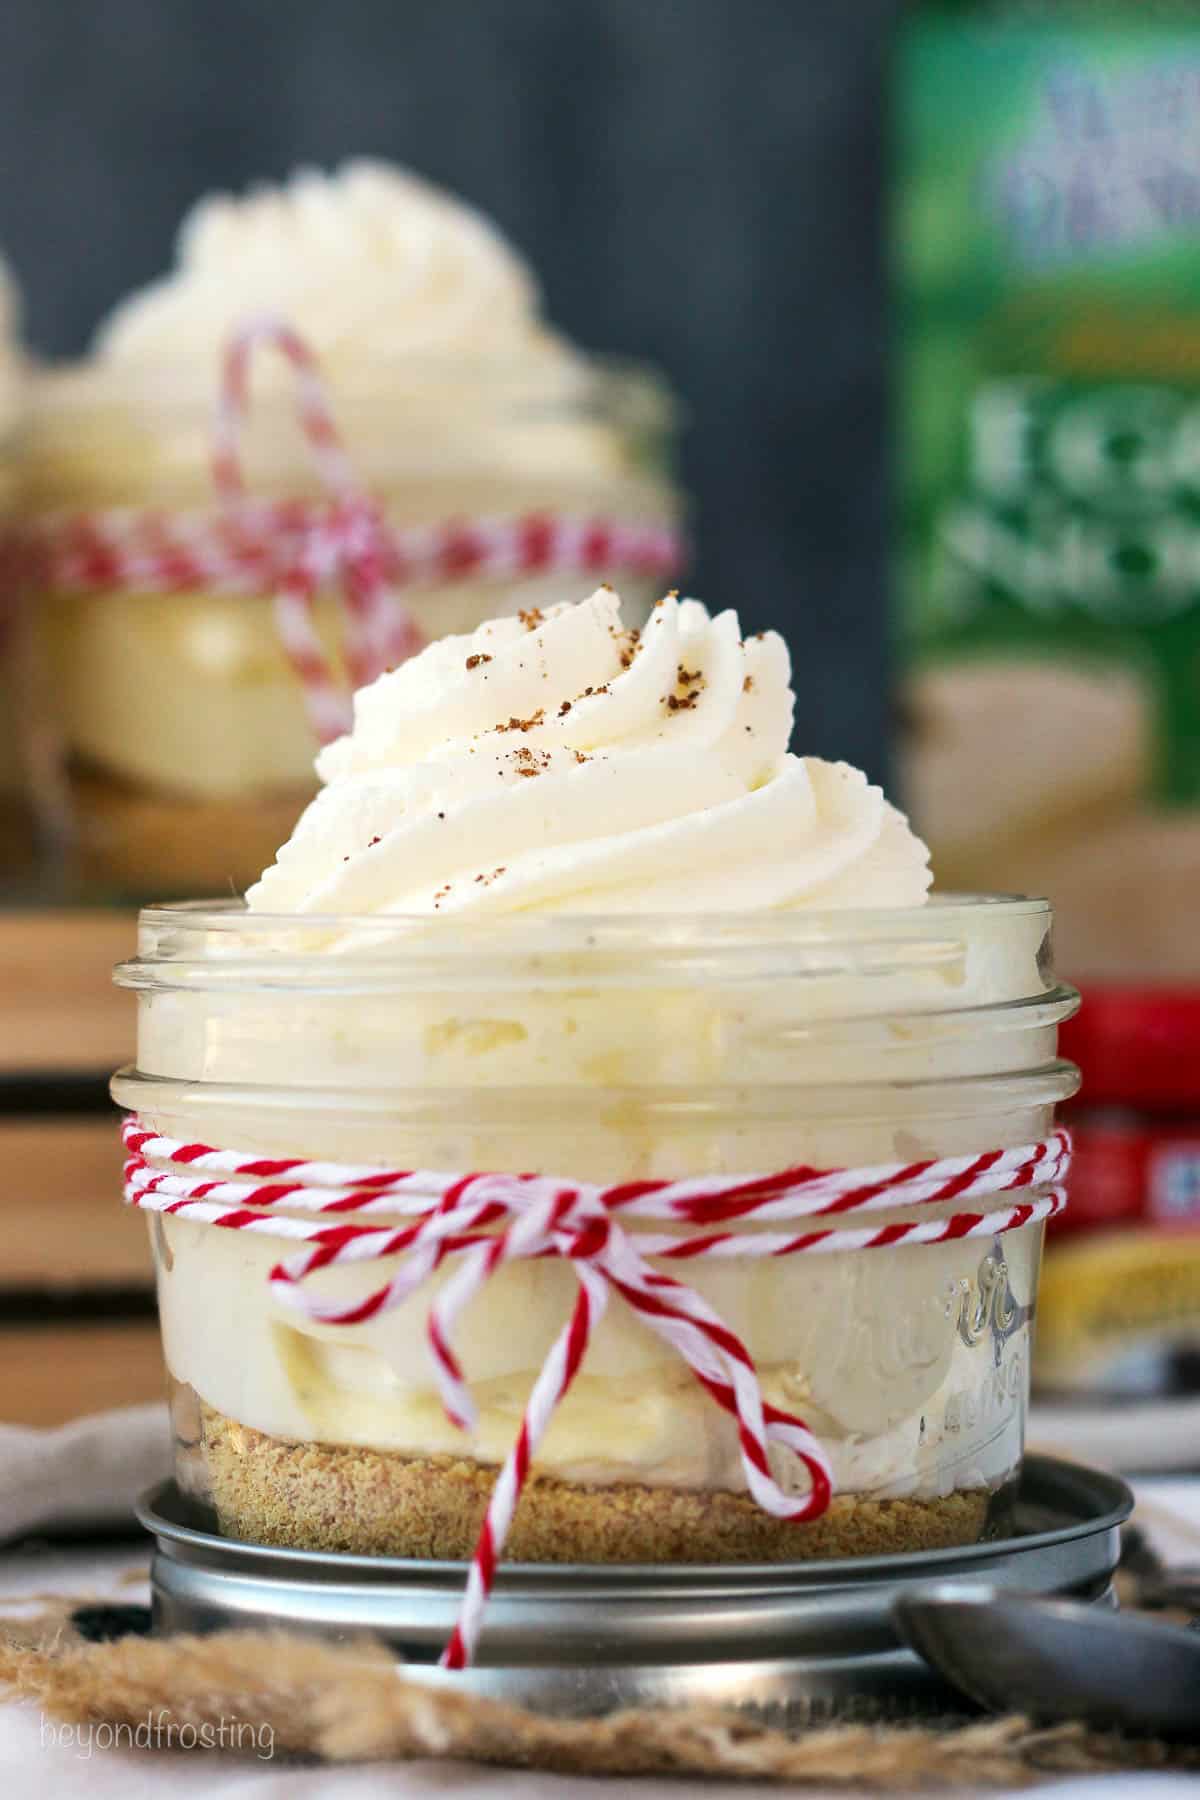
[121,1118,1069,1669]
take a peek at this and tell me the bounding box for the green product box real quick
[894,5,1200,976]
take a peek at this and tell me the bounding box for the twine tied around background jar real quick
[19,315,685,744]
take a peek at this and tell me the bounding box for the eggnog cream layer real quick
[134,592,1070,1510]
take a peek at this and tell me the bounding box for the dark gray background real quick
[0,0,902,778]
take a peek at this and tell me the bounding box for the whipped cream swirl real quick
[246,590,931,916]
[94,160,567,372]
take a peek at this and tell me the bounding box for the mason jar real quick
[0,417,37,886]
[26,356,680,899]
[112,896,1077,1564]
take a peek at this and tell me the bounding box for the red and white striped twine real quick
[20,315,683,742]
[122,1117,1069,1671]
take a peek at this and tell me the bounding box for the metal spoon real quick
[893,1584,1200,1742]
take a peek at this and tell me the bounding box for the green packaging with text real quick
[895,6,1200,976]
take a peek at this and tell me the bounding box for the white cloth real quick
[1030,1397,1200,1475]
[0,1405,171,1543]
[0,1445,1198,1796]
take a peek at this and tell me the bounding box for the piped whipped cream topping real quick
[93,160,570,375]
[246,588,931,915]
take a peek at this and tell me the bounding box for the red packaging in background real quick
[1037,987,1200,1394]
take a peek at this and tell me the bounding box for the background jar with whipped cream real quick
[0,423,32,884]
[0,262,34,885]
[113,897,1078,1564]
[24,354,680,899]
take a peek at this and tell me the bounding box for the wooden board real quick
[0,910,161,1429]
[1,1319,164,1426]
[0,1116,152,1287]
[0,909,136,1074]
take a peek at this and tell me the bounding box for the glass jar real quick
[0,420,36,887]
[113,896,1078,1564]
[27,357,680,899]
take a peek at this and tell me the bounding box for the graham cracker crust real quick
[198,1406,992,1562]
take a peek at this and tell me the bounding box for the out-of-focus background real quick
[1,0,1198,1458]
[0,0,899,778]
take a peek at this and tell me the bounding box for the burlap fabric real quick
[3,1596,1197,1786]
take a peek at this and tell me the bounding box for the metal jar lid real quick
[138,1454,1131,1723]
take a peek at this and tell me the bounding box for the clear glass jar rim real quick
[116,893,1059,990]
[32,350,678,428]
[130,890,1047,936]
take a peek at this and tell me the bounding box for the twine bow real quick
[19,319,683,746]
[123,1120,1070,1669]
